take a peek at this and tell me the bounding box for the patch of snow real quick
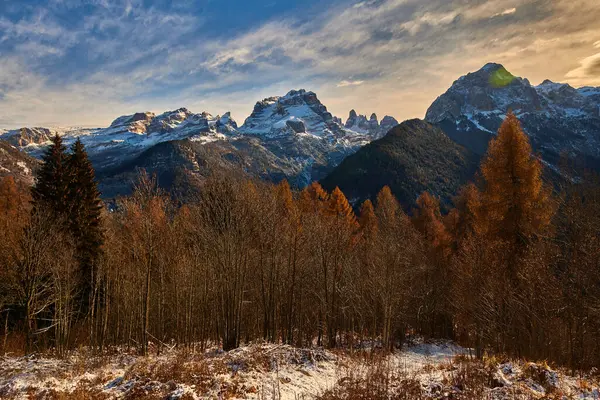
[16,161,30,175]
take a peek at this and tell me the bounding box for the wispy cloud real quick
[566,52,600,85]
[1,0,600,128]
[337,80,365,87]
[493,8,517,17]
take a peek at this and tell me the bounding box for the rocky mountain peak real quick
[380,115,399,135]
[240,89,343,138]
[1,127,55,147]
[216,112,238,133]
[425,63,540,125]
[343,110,399,139]
[424,62,600,169]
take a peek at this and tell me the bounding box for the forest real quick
[0,113,599,372]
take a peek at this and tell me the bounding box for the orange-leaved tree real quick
[478,112,553,245]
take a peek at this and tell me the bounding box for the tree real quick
[0,177,30,354]
[31,134,70,218]
[327,187,357,225]
[16,210,76,354]
[197,175,254,351]
[452,113,556,357]
[478,113,553,246]
[358,199,378,241]
[120,171,170,355]
[445,182,481,249]
[298,182,329,213]
[412,192,453,338]
[67,139,104,316]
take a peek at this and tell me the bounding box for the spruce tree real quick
[31,134,70,217]
[67,138,104,308]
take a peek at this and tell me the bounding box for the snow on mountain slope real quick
[344,110,398,139]
[425,63,600,170]
[239,89,371,148]
[0,109,239,173]
[1,90,379,194]
[0,140,38,185]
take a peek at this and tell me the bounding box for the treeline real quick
[0,114,599,370]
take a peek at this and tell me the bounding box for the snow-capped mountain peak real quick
[239,89,344,139]
[1,89,389,194]
[344,110,398,139]
[424,62,600,168]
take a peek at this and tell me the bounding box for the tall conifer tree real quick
[31,134,70,217]
[67,139,104,309]
[478,112,553,245]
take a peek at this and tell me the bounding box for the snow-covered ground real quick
[0,340,598,399]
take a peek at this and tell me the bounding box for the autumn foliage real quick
[0,114,599,371]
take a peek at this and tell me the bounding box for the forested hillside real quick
[320,119,478,208]
[1,114,599,377]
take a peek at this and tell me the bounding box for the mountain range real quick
[425,63,600,171]
[1,63,599,205]
[0,89,394,197]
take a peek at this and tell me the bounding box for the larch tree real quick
[478,112,553,246]
[374,186,421,349]
[412,192,453,338]
[321,187,357,347]
[464,113,554,356]
[358,199,378,242]
[274,180,303,345]
[446,182,481,249]
[298,182,329,214]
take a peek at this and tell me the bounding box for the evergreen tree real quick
[67,139,104,310]
[31,134,70,217]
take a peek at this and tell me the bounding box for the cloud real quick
[337,80,365,87]
[401,10,459,35]
[492,8,517,17]
[566,52,600,85]
[2,0,600,128]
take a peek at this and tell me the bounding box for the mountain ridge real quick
[425,63,600,171]
[321,119,478,208]
[1,89,398,196]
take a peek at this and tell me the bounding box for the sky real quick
[1,0,600,129]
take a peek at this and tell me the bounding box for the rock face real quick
[1,89,376,196]
[321,119,478,208]
[425,63,600,171]
[241,89,349,139]
[236,89,372,188]
[0,140,38,185]
[344,110,399,139]
[380,116,399,135]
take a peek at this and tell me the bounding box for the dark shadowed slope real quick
[321,119,478,209]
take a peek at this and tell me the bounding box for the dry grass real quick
[2,342,599,399]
